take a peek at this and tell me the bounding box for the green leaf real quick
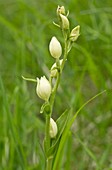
[22,76,37,83]
[47,109,70,157]
[53,90,107,170]
[56,109,70,143]
[53,21,60,28]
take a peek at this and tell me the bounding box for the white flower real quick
[49,36,62,59]
[50,59,63,77]
[60,14,69,30]
[49,118,58,138]
[70,25,80,42]
[36,76,51,101]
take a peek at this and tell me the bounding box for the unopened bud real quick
[36,76,51,101]
[49,36,62,59]
[60,14,69,30]
[49,118,58,138]
[57,5,65,15]
[70,25,80,42]
[50,59,63,77]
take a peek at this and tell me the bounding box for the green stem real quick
[50,72,61,113]
[45,114,50,153]
[45,29,69,170]
[46,156,53,170]
[45,114,53,170]
[61,35,68,71]
[50,35,68,114]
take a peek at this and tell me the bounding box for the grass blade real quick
[53,89,107,170]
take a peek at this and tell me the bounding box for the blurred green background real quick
[0,0,112,170]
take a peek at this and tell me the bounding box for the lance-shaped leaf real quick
[47,109,71,157]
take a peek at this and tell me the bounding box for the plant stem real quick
[50,35,68,114]
[45,30,69,170]
[46,156,53,170]
[45,113,54,170]
[61,35,68,72]
[45,114,50,152]
[50,71,61,113]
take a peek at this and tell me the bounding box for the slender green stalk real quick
[45,30,69,170]
[45,114,52,170]
[45,114,50,152]
[50,71,61,113]
[45,72,61,170]
[45,71,61,170]
[46,156,53,170]
[50,33,68,113]
[61,34,68,72]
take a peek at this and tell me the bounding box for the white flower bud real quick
[49,36,62,59]
[50,59,63,77]
[36,76,51,101]
[60,14,69,30]
[57,5,65,15]
[70,25,80,42]
[49,118,58,138]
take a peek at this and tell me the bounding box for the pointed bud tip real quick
[57,5,65,15]
[70,25,80,42]
[49,36,62,59]
[60,14,69,30]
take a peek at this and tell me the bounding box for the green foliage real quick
[47,109,70,157]
[0,0,112,170]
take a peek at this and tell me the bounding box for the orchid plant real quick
[22,6,106,170]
